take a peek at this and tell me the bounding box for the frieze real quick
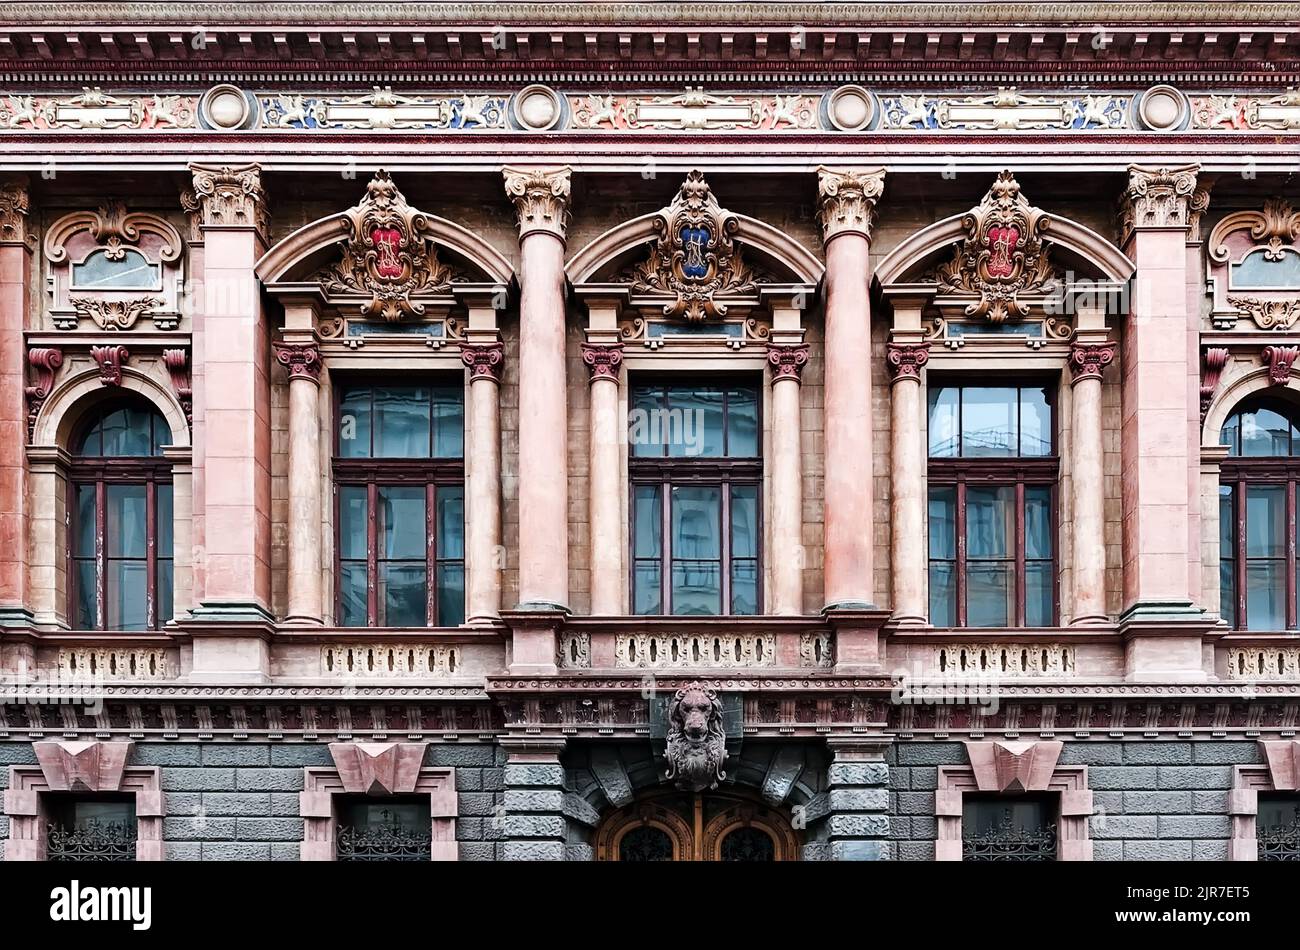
[569,89,818,131]
[260,88,507,130]
[0,89,196,130]
[880,88,1128,131]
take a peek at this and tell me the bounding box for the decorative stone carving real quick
[162,348,193,427]
[24,347,62,440]
[58,647,170,682]
[1067,341,1118,383]
[1187,186,1213,244]
[557,632,591,669]
[886,341,931,381]
[816,166,885,243]
[68,296,161,331]
[90,344,129,386]
[570,89,818,132]
[316,170,454,322]
[935,643,1076,678]
[46,201,183,266]
[798,631,834,669]
[964,740,1065,793]
[580,341,624,382]
[178,188,203,242]
[320,644,462,678]
[664,686,727,793]
[273,341,322,382]
[1192,91,1300,131]
[627,170,755,322]
[1213,198,1300,264]
[881,88,1128,131]
[1227,646,1300,680]
[1228,297,1300,332]
[261,89,507,131]
[502,165,571,241]
[1201,347,1230,422]
[188,162,269,236]
[460,341,505,382]
[0,180,33,248]
[936,170,1056,323]
[766,342,809,381]
[32,740,134,793]
[1263,345,1300,386]
[614,633,776,669]
[1118,163,1200,246]
[327,741,429,795]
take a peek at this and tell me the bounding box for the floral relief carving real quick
[316,170,454,323]
[0,180,33,248]
[816,166,886,243]
[90,344,129,386]
[68,296,162,331]
[1118,163,1200,246]
[627,170,756,322]
[1263,345,1300,387]
[936,170,1056,323]
[1210,198,1300,264]
[1228,296,1300,331]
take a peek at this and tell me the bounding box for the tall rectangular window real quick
[927,383,1057,627]
[629,382,761,616]
[334,384,464,627]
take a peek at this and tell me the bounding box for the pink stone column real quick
[504,167,572,611]
[273,342,322,625]
[767,343,809,615]
[817,167,885,609]
[0,180,32,623]
[188,163,274,625]
[583,342,624,616]
[461,341,504,623]
[886,342,930,625]
[1068,342,1117,625]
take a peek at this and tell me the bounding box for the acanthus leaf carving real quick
[316,170,453,323]
[1119,163,1200,246]
[24,347,63,440]
[69,295,161,331]
[162,348,192,427]
[627,170,755,323]
[0,180,34,249]
[1263,345,1300,387]
[188,163,268,236]
[935,170,1056,323]
[1228,296,1300,331]
[89,344,129,386]
[1201,347,1230,422]
[502,165,571,241]
[816,166,885,243]
[1210,197,1300,264]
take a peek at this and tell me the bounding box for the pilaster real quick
[824,738,892,861]
[0,179,34,624]
[500,738,569,861]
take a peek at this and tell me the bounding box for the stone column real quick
[0,180,33,625]
[767,343,809,615]
[504,166,571,612]
[1117,164,1210,681]
[583,342,624,616]
[501,738,569,861]
[818,167,885,610]
[461,340,504,623]
[824,738,892,861]
[887,341,930,625]
[187,163,273,681]
[1068,341,1117,625]
[273,341,322,625]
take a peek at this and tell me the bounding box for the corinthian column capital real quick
[273,341,322,383]
[1118,163,1200,247]
[1068,341,1118,384]
[767,342,810,382]
[817,166,886,244]
[503,166,572,242]
[188,162,269,237]
[581,341,624,382]
[461,341,505,382]
[0,179,34,249]
[886,341,930,383]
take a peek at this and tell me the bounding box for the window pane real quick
[1025,561,1053,627]
[339,487,368,560]
[961,387,1017,457]
[156,484,173,557]
[72,247,159,289]
[633,485,662,559]
[1219,484,1235,553]
[927,386,959,458]
[157,558,173,627]
[731,560,758,615]
[1220,485,1235,626]
[436,488,464,559]
[929,487,956,559]
[1220,559,1236,627]
[106,485,147,558]
[432,387,464,458]
[107,559,148,631]
[929,561,956,626]
[377,486,425,560]
[374,387,431,457]
[629,386,664,458]
[671,486,721,559]
[99,407,156,457]
[378,563,426,627]
[966,486,1014,558]
[74,484,96,556]
[726,386,760,457]
[731,486,758,558]
[338,387,372,458]
[1220,412,1240,456]
[1245,485,1286,558]
[666,387,724,458]
[436,562,465,627]
[339,563,368,627]
[967,562,1013,627]
[1019,387,1052,456]
[1246,560,1287,631]
[671,561,722,615]
[1238,407,1297,457]
[633,562,662,614]
[1025,487,1052,559]
[73,559,96,629]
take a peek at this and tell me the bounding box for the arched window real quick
[69,403,173,631]
[1219,399,1300,630]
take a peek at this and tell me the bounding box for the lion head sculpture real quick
[664,686,727,792]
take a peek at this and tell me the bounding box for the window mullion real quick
[426,483,437,627]
[95,479,106,631]
[721,480,731,615]
[956,478,967,626]
[1237,478,1248,630]
[367,481,379,627]
[1290,478,1297,630]
[1015,480,1026,628]
[146,479,157,631]
[662,478,672,615]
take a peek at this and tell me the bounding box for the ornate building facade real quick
[1,2,1300,862]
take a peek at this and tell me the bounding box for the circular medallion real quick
[200,84,255,130]
[1134,85,1189,131]
[511,84,564,132]
[823,85,877,132]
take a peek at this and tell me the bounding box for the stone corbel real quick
[162,348,193,427]
[1262,344,1299,387]
[24,347,62,441]
[90,344,129,386]
[1200,347,1230,422]
[327,741,430,795]
[964,740,1065,792]
[1259,739,1300,791]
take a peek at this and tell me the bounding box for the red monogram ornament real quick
[370,227,403,278]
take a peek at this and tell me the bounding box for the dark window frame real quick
[1219,457,1300,631]
[927,381,1060,628]
[331,379,465,628]
[628,378,763,617]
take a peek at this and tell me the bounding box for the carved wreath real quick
[628,170,755,322]
[936,170,1057,323]
[317,170,454,322]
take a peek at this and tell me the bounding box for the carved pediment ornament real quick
[935,170,1056,323]
[316,170,454,323]
[628,170,756,322]
[1228,296,1300,332]
[1209,197,1300,264]
[69,296,161,331]
[44,201,183,266]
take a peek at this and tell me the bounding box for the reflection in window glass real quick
[927,384,1053,458]
[72,248,160,290]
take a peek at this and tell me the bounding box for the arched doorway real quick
[594,788,800,861]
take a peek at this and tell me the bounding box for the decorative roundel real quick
[198,84,258,131]
[510,84,565,132]
[1133,85,1190,131]
[822,85,877,132]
